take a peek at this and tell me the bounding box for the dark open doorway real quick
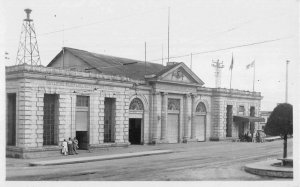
[76,131,89,150]
[129,118,142,144]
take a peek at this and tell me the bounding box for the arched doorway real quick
[129,98,144,144]
[195,102,207,141]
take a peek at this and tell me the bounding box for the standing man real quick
[73,137,79,154]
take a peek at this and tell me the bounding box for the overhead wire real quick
[149,36,293,62]
[38,7,167,37]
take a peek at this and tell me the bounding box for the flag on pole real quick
[229,54,234,70]
[246,61,255,69]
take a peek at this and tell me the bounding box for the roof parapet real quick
[6,64,144,84]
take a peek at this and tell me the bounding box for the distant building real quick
[259,111,272,130]
[6,47,264,158]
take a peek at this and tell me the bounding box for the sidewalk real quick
[244,159,293,178]
[29,150,173,166]
[6,143,193,167]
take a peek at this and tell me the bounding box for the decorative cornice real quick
[6,64,144,84]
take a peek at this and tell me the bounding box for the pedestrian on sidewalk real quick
[73,137,79,154]
[61,139,68,156]
[67,137,74,155]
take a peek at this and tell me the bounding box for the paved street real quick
[6,139,292,181]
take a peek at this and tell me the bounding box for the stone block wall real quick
[89,93,100,144]
[216,96,261,139]
[97,94,105,143]
[18,79,40,148]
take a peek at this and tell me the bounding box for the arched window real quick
[129,98,144,110]
[196,102,207,113]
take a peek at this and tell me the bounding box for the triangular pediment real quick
[156,63,204,86]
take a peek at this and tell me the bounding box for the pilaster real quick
[183,94,192,141]
[161,92,168,142]
[151,91,160,143]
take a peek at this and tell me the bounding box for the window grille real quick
[43,94,57,145]
[238,106,245,115]
[196,102,207,113]
[104,98,115,143]
[129,98,144,110]
[76,96,89,107]
[7,93,16,146]
[168,99,180,111]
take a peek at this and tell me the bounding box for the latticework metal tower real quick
[16,9,41,66]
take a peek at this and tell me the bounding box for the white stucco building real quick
[6,47,264,158]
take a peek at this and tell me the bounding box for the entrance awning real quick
[233,115,265,123]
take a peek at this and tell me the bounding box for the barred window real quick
[129,98,144,110]
[76,96,89,107]
[168,99,180,111]
[43,94,58,145]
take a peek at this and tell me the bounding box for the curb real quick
[29,150,173,166]
[244,160,293,178]
[265,136,281,142]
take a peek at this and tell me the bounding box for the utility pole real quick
[285,60,289,103]
[211,59,224,88]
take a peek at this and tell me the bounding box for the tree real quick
[264,103,293,159]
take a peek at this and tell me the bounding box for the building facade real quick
[6,47,263,158]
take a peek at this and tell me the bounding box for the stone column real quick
[161,92,168,142]
[183,94,191,141]
[191,94,196,139]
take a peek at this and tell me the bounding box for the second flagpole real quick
[252,61,255,92]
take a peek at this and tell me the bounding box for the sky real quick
[1,0,299,111]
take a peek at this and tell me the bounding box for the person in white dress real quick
[61,139,68,156]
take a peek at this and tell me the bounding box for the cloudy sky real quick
[2,0,299,111]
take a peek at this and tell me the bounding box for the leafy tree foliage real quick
[264,103,293,159]
[264,103,293,136]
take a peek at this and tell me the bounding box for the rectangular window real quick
[43,94,58,145]
[250,106,255,117]
[76,95,89,107]
[6,93,16,146]
[104,98,116,143]
[238,106,245,115]
[226,105,233,137]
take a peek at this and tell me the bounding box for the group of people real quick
[61,137,79,156]
[239,130,266,143]
[255,130,266,143]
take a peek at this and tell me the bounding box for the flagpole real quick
[230,68,233,90]
[229,53,233,90]
[252,61,255,92]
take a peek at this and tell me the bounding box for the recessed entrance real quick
[129,118,142,144]
[76,131,88,150]
[75,95,90,149]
